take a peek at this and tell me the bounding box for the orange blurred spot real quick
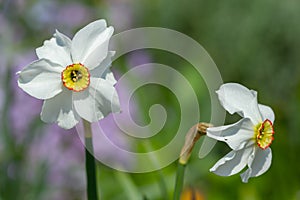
[180,187,204,200]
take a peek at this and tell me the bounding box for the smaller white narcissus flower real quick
[206,83,275,183]
[17,19,120,129]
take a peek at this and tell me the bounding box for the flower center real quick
[254,119,274,150]
[62,63,90,92]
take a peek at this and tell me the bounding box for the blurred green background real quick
[1,0,300,199]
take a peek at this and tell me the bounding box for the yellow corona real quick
[254,119,274,149]
[61,63,90,92]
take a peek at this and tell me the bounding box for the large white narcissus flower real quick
[17,19,120,129]
[206,83,275,183]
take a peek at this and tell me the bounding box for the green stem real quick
[173,162,186,200]
[144,141,168,198]
[83,120,98,200]
[114,171,141,200]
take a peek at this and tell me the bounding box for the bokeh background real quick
[1,0,300,199]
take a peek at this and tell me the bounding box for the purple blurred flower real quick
[127,51,152,69]
[0,83,4,113]
[0,83,5,153]
[0,13,14,71]
[9,52,42,141]
[106,0,134,31]
[0,13,9,36]
[11,50,86,197]
[27,1,58,29]
[91,77,135,169]
[55,3,92,27]
[26,1,92,32]
[27,125,85,200]
[91,58,154,169]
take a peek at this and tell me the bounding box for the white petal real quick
[36,30,72,67]
[217,83,262,124]
[17,59,63,100]
[73,77,120,122]
[71,19,114,69]
[100,69,118,85]
[240,147,272,183]
[90,78,120,115]
[73,89,100,122]
[210,147,253,176]
[41,89,80,129]
[206,118,255,150]
[258,104,275,123]
[90,51,116,81]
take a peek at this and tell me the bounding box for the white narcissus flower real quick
[207,83,275,183]
[17,19,120,129]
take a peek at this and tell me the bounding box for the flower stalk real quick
[83,120,98,200]
[173,122,212,200]
[173,162,185,200]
